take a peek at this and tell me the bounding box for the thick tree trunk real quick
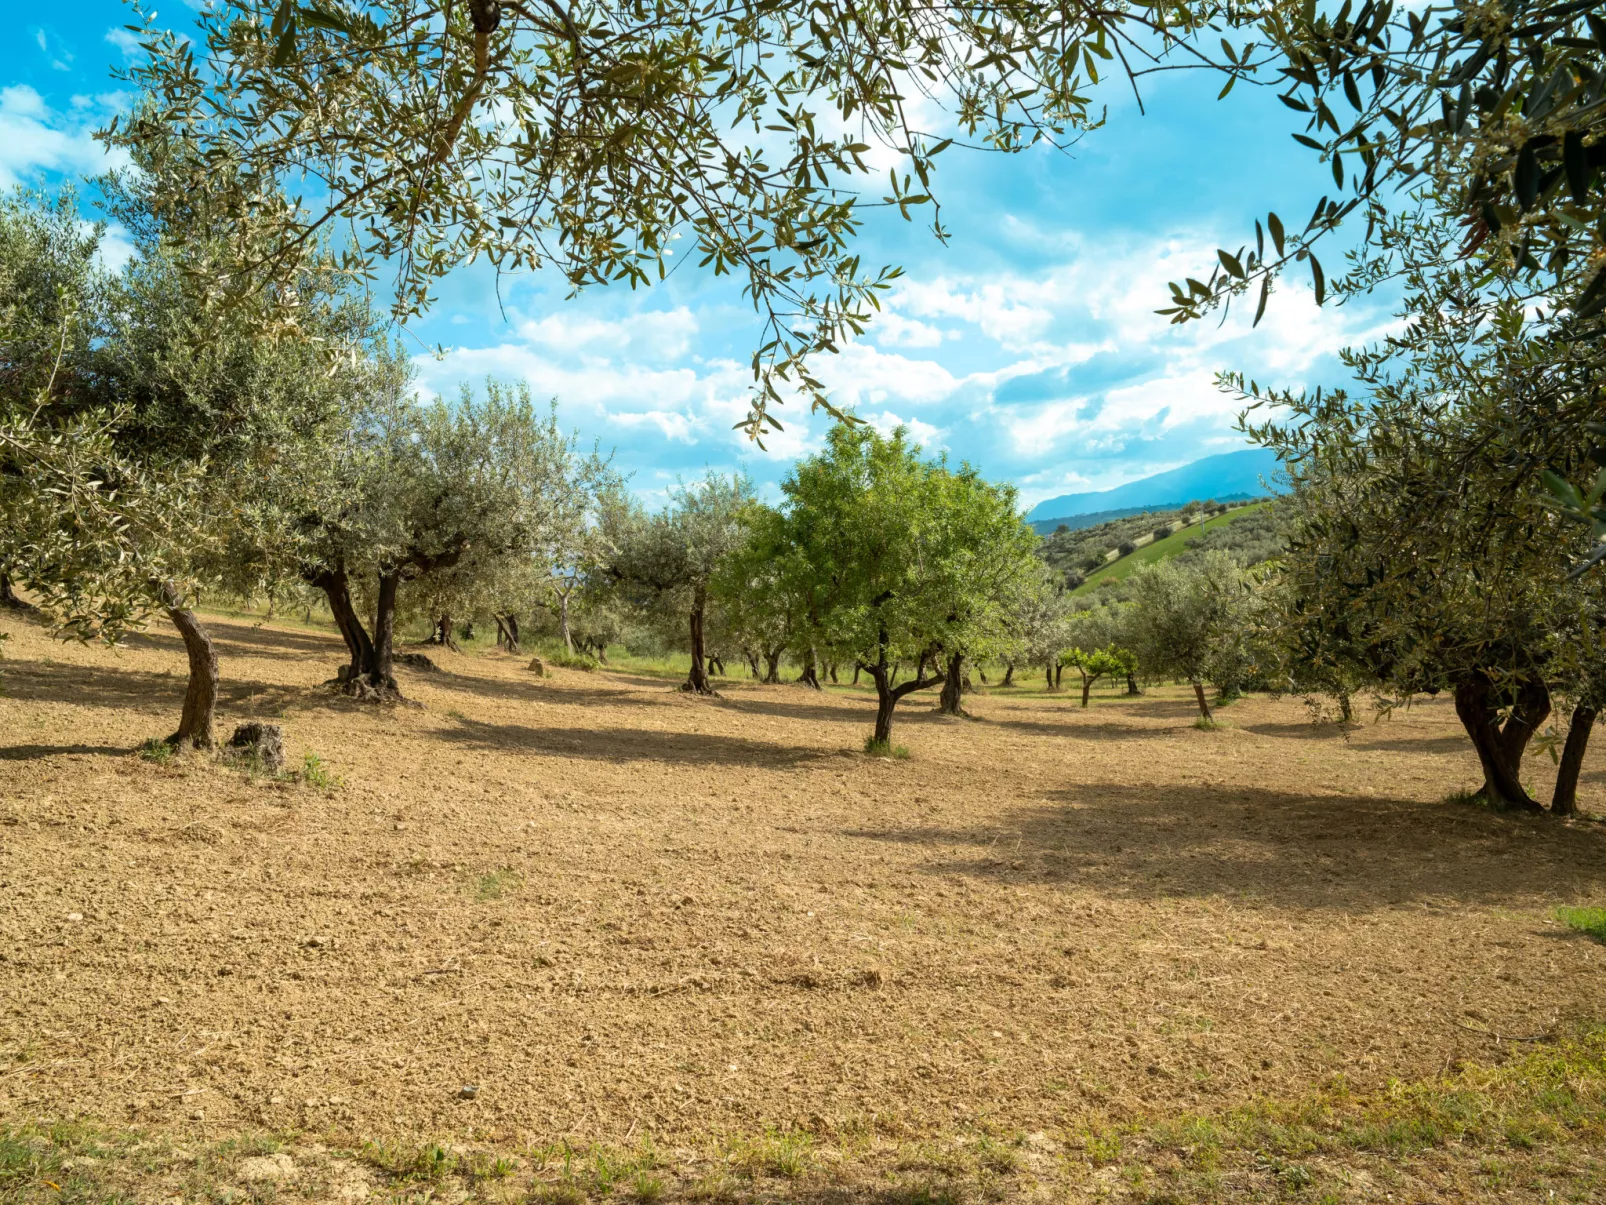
[365,569,402,694]
[1497,677,1551,774]
[0,570,34,611]
[308,565,373,684]
[684,587,715,695]
[495,612,522,655]
[1453,675,1540,810]
[161,584,218,749]
[1054,663,1064,690]
[746,651,761,678]
[1553,704,1597,816]
[938,651,965,716]
[796,648,822,690]
[1001,662,1014,688]
[1192,680,1213,721]
[763,649,782,684]
[1337,690,1354,724]
[852,663,861,685]
[872,672,897,745]
[709,655,724,676]
[426,614,461,651]
[1126,673,1141,696]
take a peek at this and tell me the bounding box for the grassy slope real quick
[1072,501,1268,595]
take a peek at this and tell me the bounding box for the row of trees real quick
[0,181,622,747]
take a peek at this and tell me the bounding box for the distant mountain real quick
[1027,449,1283,524]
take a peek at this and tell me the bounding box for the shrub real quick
[1117,540,1137,556]
[1153,525,1173,541]
[863,736,910,759]
[547,649,599,671]
[1063,569,1085,590]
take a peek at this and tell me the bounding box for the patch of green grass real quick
[864,736,911,759]
[137,738,175,766]
[474,867,523,902]
[730,1129,812,1180]
[298,751,341,789]
[1556,906,1606,943]
[630,1169,666,1202]
[1191,716,1228,731]
[359,1140,457,1182]
[545,649,599,672]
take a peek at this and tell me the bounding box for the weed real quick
[299,751,341,790]
[731,1129,811,1179]
[445,708,467,722]
[1556,906,1606,943]
[1191,717,1228,730]
[138,738,175,766]
[683,1173,737,1202]
[528,1183,586,1205]
[360,1140,456,1182]
[863,736,911,759]
[630,1170,665,1202]
[474,867,523,902]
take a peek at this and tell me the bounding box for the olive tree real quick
[607,472,756,695]
[1128,553,1251,721]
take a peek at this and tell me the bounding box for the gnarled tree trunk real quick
[160,582,218,749]
[1553,704,1597,816]
[763,648,782,683]
[796,647,822,690]
[683,585,715,695]
[365,568,403,694]
[307,564,374,685]
[1453,673,1542,810]
[1001,662,1014,688]
[426,614,461,651]
[1126,672,1141,696]
[0,569,34,611]
[938,651,966,716]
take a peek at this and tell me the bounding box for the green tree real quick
[1235,238,1603,808]
[1128,553,1250,721]
[607,472,756,695]
[108,0,1247,436]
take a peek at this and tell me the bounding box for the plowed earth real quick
[2,612,1604,1159]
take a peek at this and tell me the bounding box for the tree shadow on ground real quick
[984,713,1178,741]
[0,658,342,718]
[843,781,1606,911]
[433,713,836,768]
[123,620,342,660]
[0,743,130,760]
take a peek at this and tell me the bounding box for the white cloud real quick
[515,307,698,361]
[0,86,129,190]
[105,28,145,63]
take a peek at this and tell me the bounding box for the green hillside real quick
[1071,501,1270,594]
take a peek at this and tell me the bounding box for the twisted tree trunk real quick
[1001,662,1014,688]
[160,582,218,750]
[307,564,374,685]
[763,648,782,683]
[1453,673,1542,810]
[938,651,966,716]
[683,585,715,695]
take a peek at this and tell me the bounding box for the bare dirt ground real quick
[3,612,1606,1202]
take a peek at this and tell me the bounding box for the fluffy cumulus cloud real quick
[0,85,128,189]
[408,224,1386,508]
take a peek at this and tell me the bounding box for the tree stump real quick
[227,722,286,774]
[527,656,548,677]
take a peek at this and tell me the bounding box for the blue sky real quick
[3,2,1394,507]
